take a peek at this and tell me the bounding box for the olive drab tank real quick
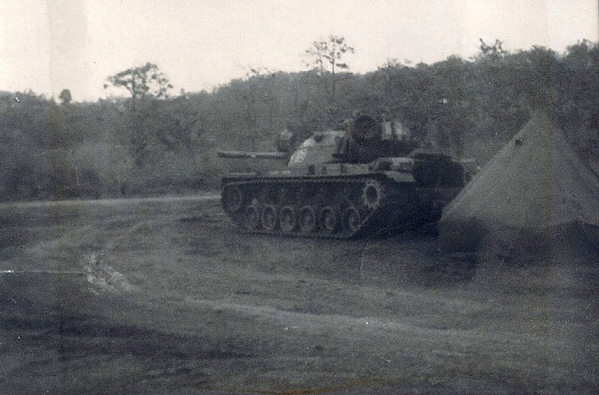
[217,115,465,239]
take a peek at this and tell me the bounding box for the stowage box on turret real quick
[218,115,465,239]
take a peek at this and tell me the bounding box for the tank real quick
[218,115,465,239]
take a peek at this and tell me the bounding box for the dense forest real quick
[1,39,597,201]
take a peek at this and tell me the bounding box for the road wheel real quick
[319,206,338,234]
[222,185,243,213]
[244,204,260,231]
[279,206,297,233]
[343,206,361,233]
[261,204,278,231]
[298,206,317,233]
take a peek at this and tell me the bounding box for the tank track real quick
[221,175,439,240]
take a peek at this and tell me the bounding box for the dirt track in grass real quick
[1,195,598,394]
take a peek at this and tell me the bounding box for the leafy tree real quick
[476,38,507,61]
[105,62,173,99]
[58,89,72,105]
[104,63,179,167]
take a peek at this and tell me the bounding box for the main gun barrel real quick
[217,150,289,160]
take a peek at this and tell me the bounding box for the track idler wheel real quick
[343,206,362,234]
[261,204,278,231]
[244,204,260,231]
[319,206,339,234]
[279,206,297,233]
[222,185,243,213]
[298,206,318,233]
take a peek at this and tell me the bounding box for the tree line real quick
[0,38,597,201]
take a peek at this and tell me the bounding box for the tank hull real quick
[221,172,461,239]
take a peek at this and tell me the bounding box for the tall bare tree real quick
[305,35,354,76]
[305,35,355,122]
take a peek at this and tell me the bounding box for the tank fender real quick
[382,171,415,183]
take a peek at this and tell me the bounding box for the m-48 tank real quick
[218,115,465,239]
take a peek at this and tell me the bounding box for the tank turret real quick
[218,114,465,239]
[286,114,418,167]
[218,115,417,169]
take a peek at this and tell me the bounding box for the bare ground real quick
[0,196,598,394]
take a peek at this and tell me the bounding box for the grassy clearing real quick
[0,196,597,394]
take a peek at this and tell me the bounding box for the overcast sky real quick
[1,0,597,102]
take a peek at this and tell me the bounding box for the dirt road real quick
[1,196,598,394]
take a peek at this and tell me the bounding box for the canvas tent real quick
[439,111,599,256]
